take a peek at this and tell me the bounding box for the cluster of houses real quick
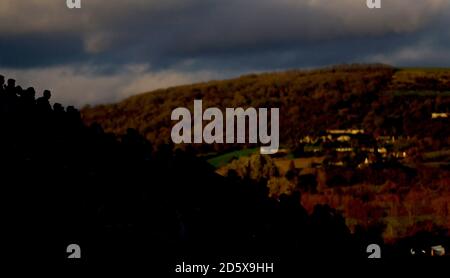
[432,112,449,119]
[293,111,447,167]
[299,129,408,167]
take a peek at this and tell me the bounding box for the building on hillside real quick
[300,128,409,167]
[432,113,449,119]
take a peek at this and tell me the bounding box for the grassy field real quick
[389,68,450,96]
[207,146,324,172]
[207,148,259,168]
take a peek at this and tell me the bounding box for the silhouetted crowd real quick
[1,75,81,119]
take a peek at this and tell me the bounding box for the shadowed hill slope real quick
[81,65,450,154]
[1,75,368,264]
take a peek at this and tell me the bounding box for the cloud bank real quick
[1,0,449,105]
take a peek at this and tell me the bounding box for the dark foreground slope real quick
[2,70,449,270]
[1,77,376,268]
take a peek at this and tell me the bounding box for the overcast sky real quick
[1,0,449,106]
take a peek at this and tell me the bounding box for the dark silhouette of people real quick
[2,79,19,113]
[0,75,4,100]
[24,87,36,102]
[36,89,52,113]
[20,87,36,112]
[0,74,4,92]
[5,78,17,100]
[53,103,64,113]
[5,78,16,92]
[0,75,5,113]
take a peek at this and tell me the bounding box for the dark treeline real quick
[1,75,375,265]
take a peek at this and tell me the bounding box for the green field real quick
[207,148,259,168]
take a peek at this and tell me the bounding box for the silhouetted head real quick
[7,78,16,88]
[26,87,36,98]
[53,103,64,113]
[0,75,4,86]
[16,86,23,95]
[43,90,51,100]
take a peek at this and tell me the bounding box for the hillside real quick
[81,65,450,153]
[3,75,371,262]
[80,65,450,245]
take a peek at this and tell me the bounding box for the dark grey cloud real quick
[0,0,449,105]
[0,33,84,68]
